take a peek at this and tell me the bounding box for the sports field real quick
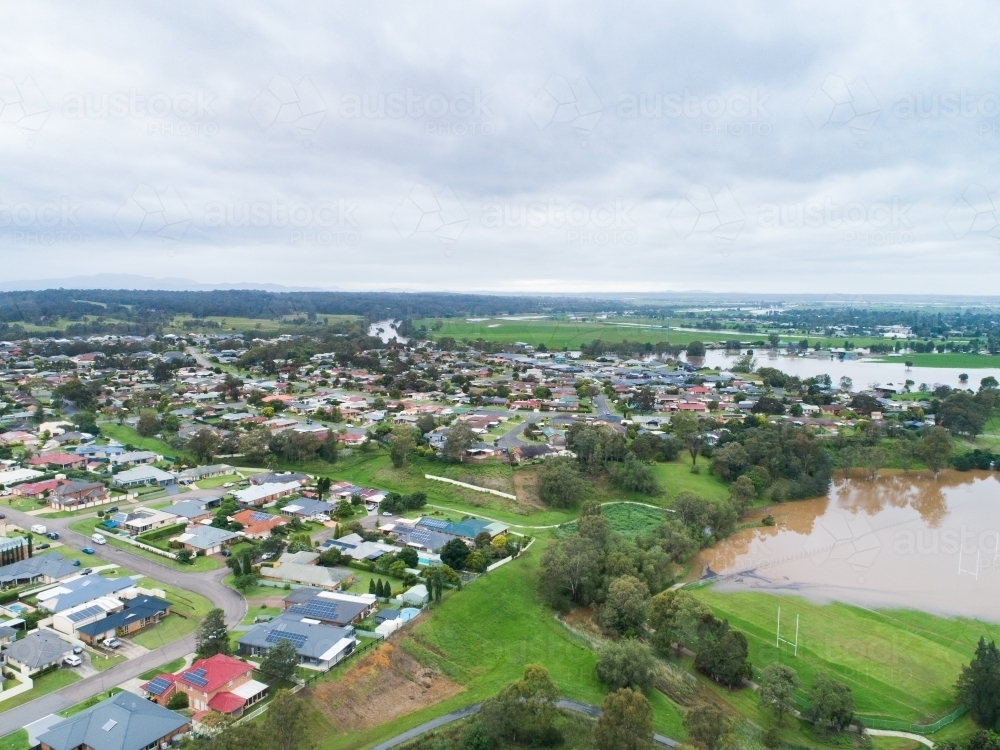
[692,588,1000,725]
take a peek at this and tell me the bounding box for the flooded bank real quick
[695,470,1000,621]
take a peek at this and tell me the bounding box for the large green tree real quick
[196,608,231,657]
[596,639,656,692]
[957,637,1000,731]
[259,638,299,685]
[594,688,654,750]
[759,663,799,726]
[597,575,649,636]
[479,664,559,746]
[537,457,586,508]
[803,672,855,732]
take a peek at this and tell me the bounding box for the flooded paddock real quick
[695,470,1000,621]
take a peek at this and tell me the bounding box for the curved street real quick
[0,504,246,736]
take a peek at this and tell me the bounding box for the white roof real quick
[233,481,301,504]
[318,637,356,663]
[230,679,269,700]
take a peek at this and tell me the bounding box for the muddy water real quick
[695,470,1000,621]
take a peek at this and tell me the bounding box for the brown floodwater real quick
[695,470,1000,621]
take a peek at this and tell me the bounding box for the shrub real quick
[167,691,189,710]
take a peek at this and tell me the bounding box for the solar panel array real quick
[290,599,339,621]
[249,511,272,523]
[145,676,172,695]
[68,605,104,623]
[182,667,208,688]
[418,518,449,531]
[405,530,439,547]
[265,630,307,648]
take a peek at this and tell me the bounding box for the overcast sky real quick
[3,1,1000,295]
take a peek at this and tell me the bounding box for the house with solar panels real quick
[141,653,268,716]
[415,516,509,541]
[51,596,125,636]
[237,612,357,670]
[36,576,141,614]
[36,690,190,750]
[281,589,376,625]
[232,508,288,538]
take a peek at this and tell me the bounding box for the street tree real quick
[196,608,231,657]
[596,639,656,691]
[594,688,654,750]
[759,663,799,726]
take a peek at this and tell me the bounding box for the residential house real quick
[176,464,234,485]
[36,691,190,750]
[120,508,180,536]
[415,516,508,541]
[108,450,160,467]
[322,533,398,562]
[11,478,64,499]
[231,509,287,538]
[233,481,301,508]
[142,653,267,716]
[52,596,125,636]
[280,498,335,520]
[249,472,309,486]
[37,576,141,614]
[28,453,86,471]
[282,589,376,626]
[174,525,239,555]
[48,480,110,510]
[0,536,29,566]
[0,553,79,588]
[112,465,176,488]
[3,629,71,674]
[259,560,352,590]
[237,613,357,670]
[74,596,171,645]
[167,498,221,523]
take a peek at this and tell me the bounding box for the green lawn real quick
[0,730,27,750]
[0,668,79,713]
[98,424,192,463]
[241,605,280,626]
[68,518,220,572]
[692,587,1000,726]
[222,573,285,600]
[193,473,241,489]
[872,353,1000,369]
[344,571,406,597]
[131,613,197,649]
[57,688,123,717]
[89,652,127,672]
[311,539,686,750]
[138,657,187,681]
[2,495,49,513]
[652,460,731,504]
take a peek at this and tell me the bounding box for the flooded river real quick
[696,471,1000,621]
[696,349,1000,391]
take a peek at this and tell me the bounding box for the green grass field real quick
[98,424,191,463]
[313,539,686,750]
[653,460,731,504]
[57,688,123,717]
[872,353,1000,369]
[692,588,1000,725]
[192,473,242,489]
[0,668,79,714]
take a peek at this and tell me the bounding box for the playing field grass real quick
[871,353,1000,369]
[314,540,686,750]
[415,316,891,351]
[691,588,1000,725]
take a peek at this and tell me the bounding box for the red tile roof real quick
[208,691,246,714]
[178,653,253,694]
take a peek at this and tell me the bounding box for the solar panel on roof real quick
[290,600,339,620]
[146,676,172,695]
[419,518,448,530]
[250,511,272,523]
[265,630,307,648]
[182,668,209,688]
[67,605,104,623]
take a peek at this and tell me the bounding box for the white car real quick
[63,655,82,667]
[30,524,47,535]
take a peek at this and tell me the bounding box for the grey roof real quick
[76,596,171,638]
[287,594,368,625]
[282,498,335,516]
[167,499,216,519]
[0,551,75,585]
[40,576,139,613]
[3,629,70,669]
[36,691,188,750]
[177,525,239,550]
[251,472,308,486]
[238,613,354,659]
[283,587,322,605]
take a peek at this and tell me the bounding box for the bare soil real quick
[307,642,463,730]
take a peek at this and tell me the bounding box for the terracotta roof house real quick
[28,453,85,470]
[49,480,109,510]
[232,509,287,538]
[142,653,268,716]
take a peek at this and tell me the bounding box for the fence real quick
[106,532,178,560]
[856,704,967,734]
[423,474,517,500]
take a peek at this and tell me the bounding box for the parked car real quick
[45,532,59,540]
[107,506,119,514]
[103,637,121,649]
[382,511,393,516]
[261,552,274,560]
[63,655,82,667]
[71,559,81,566]
[0,513,6,519]
[220,549,231,557]
[82,547,95,554]
[81,568,93,575]
[36,543,50,550]
[91,533,106,545]
[30,524,46,534]
[222,482,234,488]
[72,646,83,655]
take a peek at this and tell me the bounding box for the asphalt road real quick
[495,413,545,449]
[593,394,613,416]
[0,505,246,735]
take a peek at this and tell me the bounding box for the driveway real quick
[496,414,546,449]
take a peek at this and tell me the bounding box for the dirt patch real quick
[307,643,463,730]
[511,467,546,510]
[559,607,603,640]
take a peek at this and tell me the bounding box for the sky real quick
[3,2,1000,295]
